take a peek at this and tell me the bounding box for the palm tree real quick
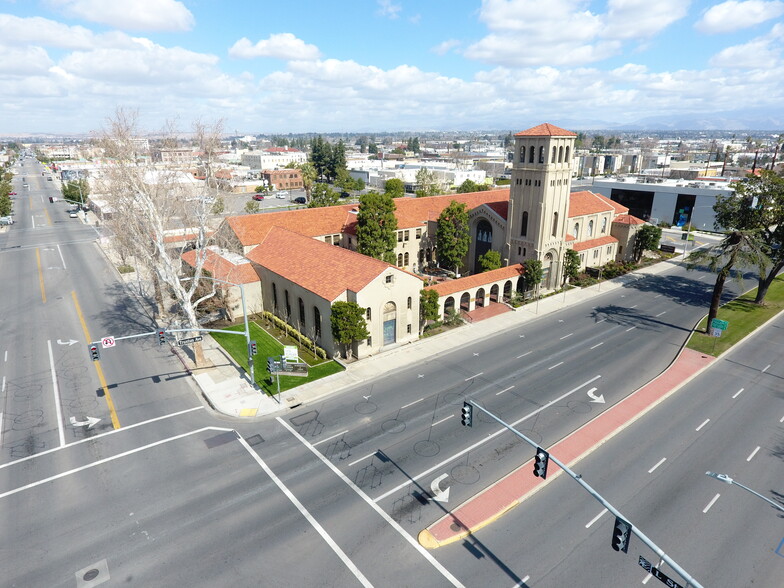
[687,230,769,332]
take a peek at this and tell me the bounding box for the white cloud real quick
[0,14,131,50]
[377,0,402,19]
[603,0,690,40]
[710,36,781,67]
[0,45,54,75]
[696,1,784,34]
[229,33,321,61]
[431,39,461,55]
[49,0,195,32]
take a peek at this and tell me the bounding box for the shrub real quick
[117,264,135,274]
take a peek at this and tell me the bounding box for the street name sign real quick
[710,318,728,331]
[177,336,203,346]
[101,336,116,349]
[638,556,684,588]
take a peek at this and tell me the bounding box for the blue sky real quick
[1,0,783,134]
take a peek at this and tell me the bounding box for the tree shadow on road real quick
[97,282,158,338]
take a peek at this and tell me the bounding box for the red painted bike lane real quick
[419,347,715,548]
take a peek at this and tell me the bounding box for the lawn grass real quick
[686,275,784,356]
[210,321,344,396]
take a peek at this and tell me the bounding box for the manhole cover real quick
[450,465,480,484]
[355,401,377,415]
[83,569,99,581]
[518,429,542,445]
[382,419,405,434]
[413,440,440,457]
[566,400,592,414]
[442,392,463,406]
[450,523,462,532]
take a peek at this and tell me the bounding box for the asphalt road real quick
[0,157,768,587]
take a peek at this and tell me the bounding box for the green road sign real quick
[711,318,729,331]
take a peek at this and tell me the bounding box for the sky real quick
[1,0,783,135]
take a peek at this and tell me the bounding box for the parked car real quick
[69,211,79,218]
[276,191,289,199]
[252,194,265,201]
[9,192,16,196]
[340,191,350,198]
[0,216,14,225]
[293,196,306,204]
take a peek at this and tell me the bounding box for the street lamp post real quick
[705,472,784,513]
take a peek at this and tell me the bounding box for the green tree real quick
[384,178,405,198]
[0,194,11,217]
[436,201,470,273]
[330,301,369,359]
[522,259,543,294]
[563,249,580,284]
[687,230,769,332]
[419,288,440,334]
[61,179,90,205]
[310,135,331,180]
[328,139,347,181]
[633,225,663,262]
[715,170,784,303]
[356,191,398,264]
[210,197,225,215]
[254,184,268,193]
[457,179,479,193]
[244,200,260,214]
[308,183,341,208]
[478,250,502,272]
[368,142,378,155]
[415,167,441,197]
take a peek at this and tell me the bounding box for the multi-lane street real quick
[1,157,778,587]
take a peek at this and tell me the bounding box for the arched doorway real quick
[382,301,397,346]
[543,251,556,289]
[490,284,499,302]
[503,280,512,302]
[443,296,455,319]
[476,288,485,308]
[473,219,493,273]
[460,292,470,312]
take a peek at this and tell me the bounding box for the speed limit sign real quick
[101,336,116,349]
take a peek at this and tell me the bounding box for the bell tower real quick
[505,123,576,289]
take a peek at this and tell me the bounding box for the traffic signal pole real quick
[465,399,703,588]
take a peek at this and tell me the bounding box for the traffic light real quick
[249,340,258,355]
[157,330,166,345]
[89,344,100,361]
[461,401,473,427]
[533,447,549,479]
[611,517,631,553]
[266,357,276,373]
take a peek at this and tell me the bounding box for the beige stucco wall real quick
[223,282,264,321]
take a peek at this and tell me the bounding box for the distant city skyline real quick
[1,0,783,135]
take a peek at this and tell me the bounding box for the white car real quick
[0,216,14,225]
[69,211,78,218]
[275,191,289,199]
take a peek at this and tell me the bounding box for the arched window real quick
[601,217,607,233]
[313,307,321,338]
[551,146,557,163]
[529,146,535,163]
[574,223,579,237]
[521,211,528,236]
[519,146,525,163]
[552,211,559,237]
[366,307,371,320]
[404,252,409,266]
[298,297,305,326]
[284,289,291,317]
[407,296,412,309]
[272,283,278,310]
[538,146,545,164]
[559,146,564,162]
[397,253,403,267]
[565,146,570,161]
[588,220,594,237]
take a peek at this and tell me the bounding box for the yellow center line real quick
[71,291,121,429]
[36,248,46,303]
[44,207,52,226]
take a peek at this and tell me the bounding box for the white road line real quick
[697,275,705,281]
[372,375,602,503]
[312,430,348,447]
[432,414,454,427]
[401,397,425,409]
[732,388,744,399]
[47,340,65,448]
[655,311,666,317]
[0,405,204,471]
[548,362,564,370]
[521,577,530,585]
[648,458,666,473]
[56,244,66,270]
[780,415,784,423]
[643,572,653,584]
[31,215,35,229]
[654,294,662,298]
[1,376,4,393]
[703,494,720,513]
[0,426,231,500]
[348,452,377,467]
[585,508,608,528]
[465,372,483,381]
[590,342,604,350]
[0,412,3,450]
[560,333,573,340]
[630,304,638,309]
[762,364,770,373]
[516,351,532,359]
[496,386,515,396]
[277,417,465,588]
[747,446,761,462]
[235,435,373,588]
[596,318,607,323]
[696,419,710,432]
[3,350,6,362]
[625,326,637,332]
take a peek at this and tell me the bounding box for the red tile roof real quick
[571,235,618,252]
[485,200,509,220]
[613,214,645,226]
[163,230,214,244]
[394,190,510,229]
[568,191,619,217]
[181,248,259,284]
[426,264,524,296]
[246,226,399,301]
[515,123,576,137]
